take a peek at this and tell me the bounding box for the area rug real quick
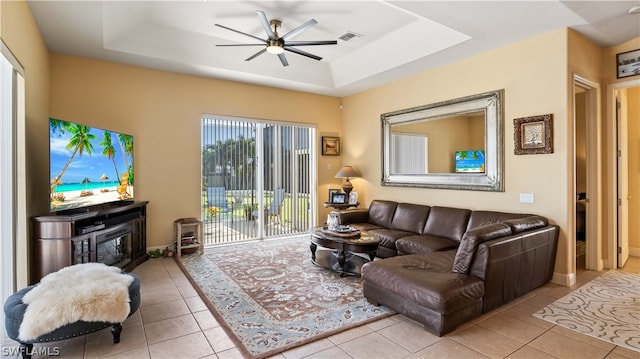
[176,235,393,359]
[533,270,640,352]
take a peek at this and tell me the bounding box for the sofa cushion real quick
[362,251,484,313]
[396,235,459,255]
[390,203,431,234]
[452,223,512,274]
[423,206,471,241]
[367,228,414,256]
[368,200,398,228]
[466,211,529,231]
[336,208,369,225]
[503,216,548,233]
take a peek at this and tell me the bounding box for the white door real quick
[617,90,630,267]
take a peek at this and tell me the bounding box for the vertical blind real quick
[391,133,428,174]
[201,116,314,244]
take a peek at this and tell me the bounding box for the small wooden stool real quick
[174,218,204,256]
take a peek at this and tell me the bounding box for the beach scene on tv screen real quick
[455,150,485,173]
[50,118,134,212]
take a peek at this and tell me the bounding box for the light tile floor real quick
[8,255,640,359]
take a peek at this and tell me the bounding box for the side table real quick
[174,218,204,257]
[323,202,359,210]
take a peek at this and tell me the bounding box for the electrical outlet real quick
[519,193,534,203]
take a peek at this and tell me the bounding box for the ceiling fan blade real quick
[285,40,337,46]
[216,44,266,47]
[257,10,276,40]
[245,49,267,61]
[278,53,289,67]
[215,24,266,43]
[281,19,317,41]
[284,46,322,61]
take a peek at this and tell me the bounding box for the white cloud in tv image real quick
[49,118,134,212]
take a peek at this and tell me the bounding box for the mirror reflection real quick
[381,89,504,191]
[390,111,485,174]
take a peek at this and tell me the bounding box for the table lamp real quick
[335,166,360,199]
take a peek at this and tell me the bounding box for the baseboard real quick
[551,271,575,287]
[630,247,640,257]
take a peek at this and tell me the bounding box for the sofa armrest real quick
[336,208,370,225]
[502,215,548,233]
[469,225,559,312]
[452,223,512,274]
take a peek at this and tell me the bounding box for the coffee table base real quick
[310,247,372,277]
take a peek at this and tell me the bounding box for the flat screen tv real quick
[455,150,485,173]
[49,118,134,212]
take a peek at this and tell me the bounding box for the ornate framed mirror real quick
[381,89,504,191]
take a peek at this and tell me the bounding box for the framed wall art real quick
[322,136,340,156]
[514,114,553,155]
[617,49,640,79]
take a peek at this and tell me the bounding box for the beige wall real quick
[342,29,572,278]
[49,54,342,254]
[1,0,50,286]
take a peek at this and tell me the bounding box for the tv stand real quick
[32,201,149,283]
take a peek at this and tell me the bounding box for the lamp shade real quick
[335,166,360,179]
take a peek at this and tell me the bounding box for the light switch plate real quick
[519,193,534,203]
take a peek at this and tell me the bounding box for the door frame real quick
[606,79,640,269]
[573,74,602,272]
[1,40,26,347]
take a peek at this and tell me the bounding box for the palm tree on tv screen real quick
[50,119,97,192]
[117,133,134,184]
[100,131,120,182]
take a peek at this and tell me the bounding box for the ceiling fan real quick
[215,10,337,67]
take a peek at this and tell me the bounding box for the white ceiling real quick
[27,1,640,97]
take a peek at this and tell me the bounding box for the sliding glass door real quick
[1,41,25,347]
[201,116,315,244]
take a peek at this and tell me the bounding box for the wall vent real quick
[338,31,362,42]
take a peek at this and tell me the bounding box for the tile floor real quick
[6,255,640,359]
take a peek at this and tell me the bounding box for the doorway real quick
[574,85,587,269]
[610,82,640,268]
[573,75,602,273]
[1,41,25,347]
[201,116,315,244]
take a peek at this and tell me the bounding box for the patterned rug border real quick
[533,270,640,353]
[175,236,394,359]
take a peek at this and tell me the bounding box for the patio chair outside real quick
[207,187,231,213]
[253,188,286,225]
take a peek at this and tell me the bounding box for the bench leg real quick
[111,323,122,343]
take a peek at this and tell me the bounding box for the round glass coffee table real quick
[309,226,380,276]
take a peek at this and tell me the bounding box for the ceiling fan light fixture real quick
[267,44,284,55]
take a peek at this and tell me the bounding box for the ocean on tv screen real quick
[49,118,134,212]
[455,150,485,173]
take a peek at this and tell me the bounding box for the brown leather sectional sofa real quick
[336,200,559,336]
